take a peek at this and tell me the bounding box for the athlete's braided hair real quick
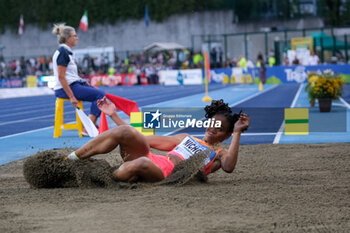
[204,99,240,133]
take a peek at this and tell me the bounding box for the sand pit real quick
[23,149,117,189]
[1,143,350,232]
[23,148,210,189]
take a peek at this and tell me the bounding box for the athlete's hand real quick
[97,97,117,117]
[233,113,250,133]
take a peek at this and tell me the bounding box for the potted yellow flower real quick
[306,72,345,112]
[305,72,319,107]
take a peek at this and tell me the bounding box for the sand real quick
[1,143,350,233]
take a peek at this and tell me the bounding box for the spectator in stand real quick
[52,23,105,135]
[15,59,21,76]
[283,55,290,66]
[181,49,190,69]
[133,64,141,85]
[167,53,176,69]
[188,49,194,68]
[237,55,247,69]
[268,51,276,67]
[157,52,164,65]
[210,48,217,68]
[144,64,152,84]
[48,58,53,75]
[308,51,320,66]
[19,56,26,77]
[178,49,186,68]
[193,51,203,68]
[246,59,254,68]
[292,56,300,65]
[154,63,162,84]
[149,64,158,84]
[217,47,223,68]
[108,66,115,76]
[10,60,16,74]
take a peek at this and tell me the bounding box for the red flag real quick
[18,15,24,36]
[79,11,88,32]
[98,112,109,134]
[204,52,211,83]
[106,93,140,116]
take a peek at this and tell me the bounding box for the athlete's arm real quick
[209,159,221,173]
[219,114,250,173]
[146,133,188,151]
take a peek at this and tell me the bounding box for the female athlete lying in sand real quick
[66,97,250,182]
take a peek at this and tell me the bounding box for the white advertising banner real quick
[159,69,203,85]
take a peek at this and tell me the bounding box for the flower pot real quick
[318,98,332,112]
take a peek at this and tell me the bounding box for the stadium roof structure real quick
[143,42,186,52]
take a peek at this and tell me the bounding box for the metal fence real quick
[191,27,350,65]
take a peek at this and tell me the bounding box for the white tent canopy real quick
[143,42,186,52]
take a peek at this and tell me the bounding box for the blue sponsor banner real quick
[268,64,350,83]
[209,64,350,84]
[0,78,23,88]
[209,67,258,84]
[209,68,230,84]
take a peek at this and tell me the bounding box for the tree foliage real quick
[0,0,232,32]
[321,0,350,26]
[0,0,349,33]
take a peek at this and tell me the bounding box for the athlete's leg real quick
[112,157,164,182]
[75,125,150,160]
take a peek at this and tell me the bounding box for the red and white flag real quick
[79,11,88,32]
[18,15,24,36]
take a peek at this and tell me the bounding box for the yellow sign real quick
[222,74,229,84]
[246,74,253,84]
[26,75,37,87]
[284,108,309,135]
[130,112,155,136]
[291,37,313,52]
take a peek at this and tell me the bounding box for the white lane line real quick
[272,122,285,144]
[230,85,279,107]
[0,104,53,113]
[290,83,304,108]
[0,108,54,118]
[0,126,54,139]
[0,110,77,126]
[0,114,55,126]
[339,97,350,109]
[273,83,304,144]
